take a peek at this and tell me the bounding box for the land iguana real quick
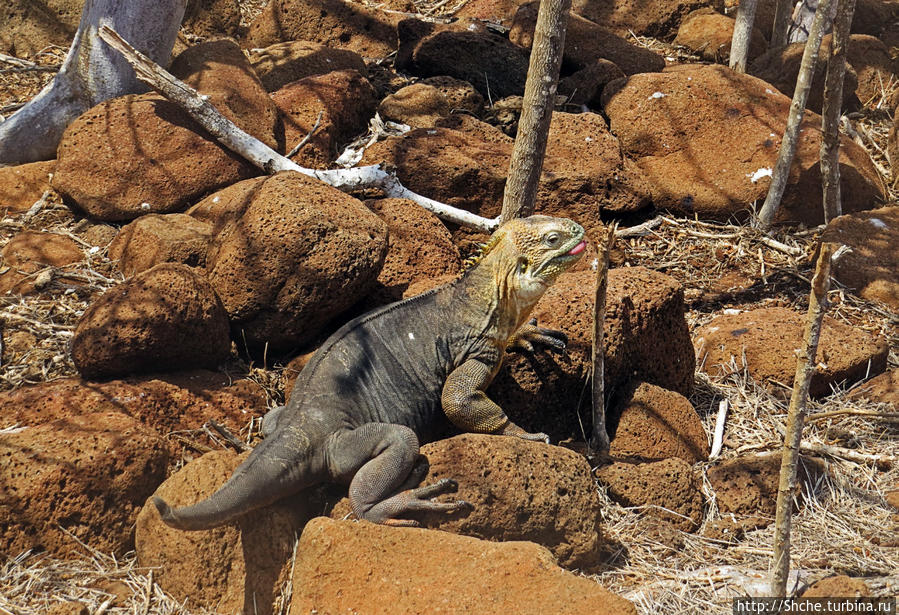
[154,215,587,530]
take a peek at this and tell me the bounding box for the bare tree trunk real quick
[820,0,856,223]
[0,0,186,166]
[730,0,759,73]
[589,225,616,458]
[756,0,834,229]
[771,242,834,596]
[500,0,571,223]
[772,0,794,47]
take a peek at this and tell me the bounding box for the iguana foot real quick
[508,319,567,354]
[366,478,471,527]
[496,420,551,444]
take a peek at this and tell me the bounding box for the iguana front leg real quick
[507,318,568,354]
[442,358,550,443]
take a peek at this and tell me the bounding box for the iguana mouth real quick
[567,240,586,256]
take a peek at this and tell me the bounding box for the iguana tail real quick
[153,433,316,530]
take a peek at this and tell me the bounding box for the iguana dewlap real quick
[154,215,587,529]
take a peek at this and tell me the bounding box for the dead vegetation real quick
[0,2,896,614]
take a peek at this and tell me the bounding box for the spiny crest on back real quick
[460,230,506,273]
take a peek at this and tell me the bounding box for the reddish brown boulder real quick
[363,198,460,305]
[695,306,889,397]
[0,230,84,294]
[182,0,241,39]
[420,76,485,115]
[510,2,665,75]
[820,206,899,310]
[0,160,55,214]
[245,0,400,57]
[71,264,231,379]
[0,412,168,558]
[136,450,324,615]
[108,213,213,277]
[272,69,377,168]
[610,381,709,464]
[707,451,825,515]
[330,434,605,570]
[196,172,387,351]
[378,83,451,128]
[52,93,258,221]
[848,368,899,407]
[605,65,885,225]
[596,458,703,531]
[558,59,626,108]
[674,8,767,64]
[291,517,636,615]
[491,267,695,442]
[248,40,367,92]
[570,0,713,38]
[0,0,80,56]
[802,576,870,598]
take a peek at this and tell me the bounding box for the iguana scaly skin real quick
[154,215,586,529]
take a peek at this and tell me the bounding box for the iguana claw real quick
[508,318,568,354]
[368,478,472,526]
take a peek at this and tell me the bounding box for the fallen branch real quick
[97,25,499,233]
[286,110,323,158]
[807,408,899,421]
[709,399,730,459]
[799,441,896,469]
[616,216,662,238]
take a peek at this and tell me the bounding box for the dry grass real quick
[0,10,897,615]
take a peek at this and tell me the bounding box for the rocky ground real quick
[0,0,898,613]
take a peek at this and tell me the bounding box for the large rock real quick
[609,381,709,464]
[570,0,713,38]
[848,368,899,407]
[0,0,80,56]
[291,517,636,615]
[820,206,899,310]
[136,450,325,615]
[331,434,606,570]
[182,0,241,39]
[190,172,388,351]
[248,40,367,91]
[108,213,213,277]
[245,0,400,58]
[674,8,767,64]
[491,267,695,442]
[378,83,451,129]
[52,93,258,221]
[604,65,885,225]
[0,230,84,294]
[71,264,231,380]
[0,160,55,214]
[694,306,889,397]
[420,76,485,115]
[509,2,665,75]
[272,69,377,168]
[363,112,651,239]
[558,59,626,108]
[0,412,168,558]
[596,457,704,531]
[0,370,266,443]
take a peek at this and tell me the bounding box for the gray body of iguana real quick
[154,215,586,530]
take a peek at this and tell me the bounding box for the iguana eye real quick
[544,232,562,248]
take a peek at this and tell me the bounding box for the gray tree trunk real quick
[730,0,759,73]
[772,0,794,47]
[499,0,571,223]
[0,0,186,166]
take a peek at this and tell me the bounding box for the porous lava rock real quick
[192,172,387,351]
[396,19,529,99]
[0,230,83,294]
[169,39,279,151]
[558,59,626,108]
[182,0,241,39]
[491,267,695,442]
[694,306,889,397]
[248,40,367,91]
[245,0,400,57]
[0,0,81,56]
[0,160,55,214]
[820,206,899,310]
[420,76,485,115]
[364,111,651,239]
[378,83,451,128]
[272,69,377,168]
[108,214,213,277]
[363,198,460,305]
[291,517,637,615]
[71,264,231,379]
[52,93,258,221]
[136,450,326,615]
[510,2,665,75]
[595,458,703,531]
[0,370,265,444]
[0,412,168,558]
[707,451,825,515]
[330,434,605,570]
[605,65,885,225]
[848,368,899,407]
[674,8,767,64]
[570,0,713,38]
[609,381,709,463]
[802,576,871,598]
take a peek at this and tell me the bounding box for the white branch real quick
[709,399,729,459]
[97,26,499,233]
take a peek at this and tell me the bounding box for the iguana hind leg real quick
[327,423,469,526]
